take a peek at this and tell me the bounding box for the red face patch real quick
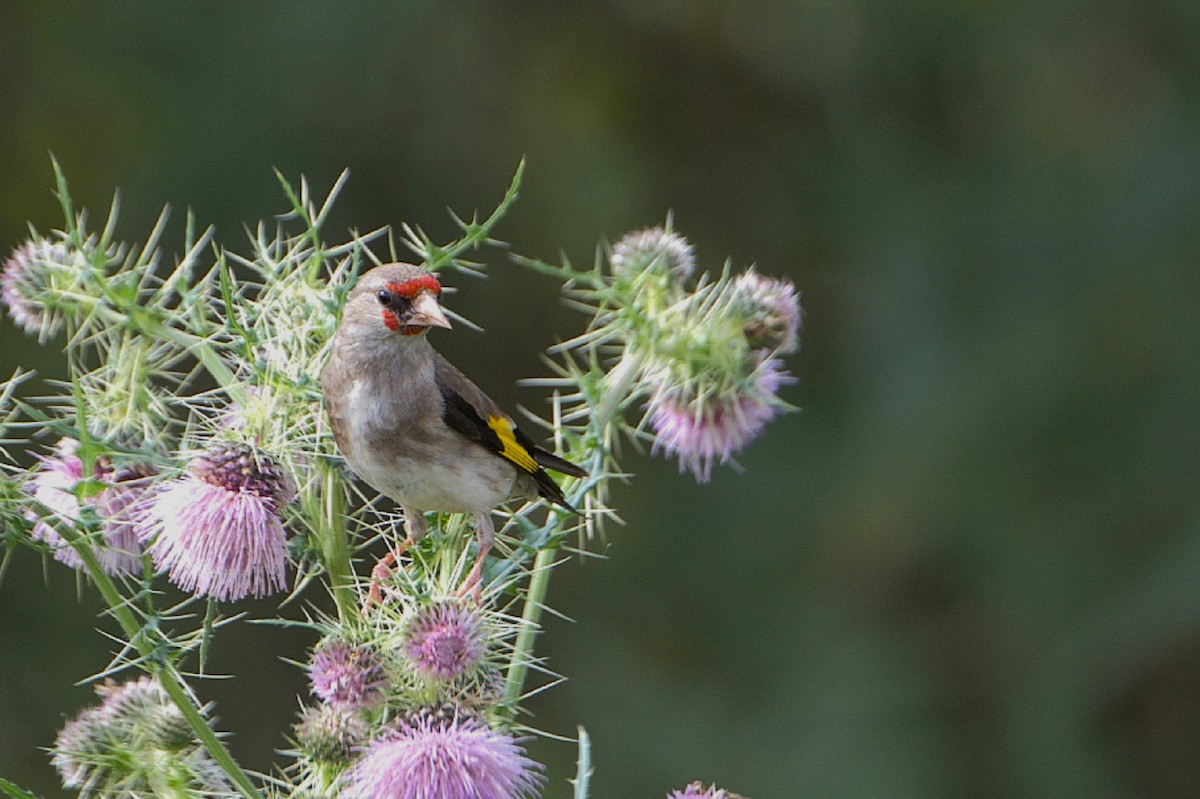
[381,309,400,331]
[386,275,441,299]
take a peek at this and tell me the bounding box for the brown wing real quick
[432,353,586,510]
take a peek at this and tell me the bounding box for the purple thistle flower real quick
[647,357,794,483]
[340,707,543,799]
[732,270,802,354]
[137,444,294,602]
[403,601,487,682]
[668,782,745,799]
[309,639,387,710]
[25,439,148,577]
[611,227,696,282]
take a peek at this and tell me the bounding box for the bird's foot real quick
[365,542,409,609]
[454,534,492,603]
[455,559,485,603]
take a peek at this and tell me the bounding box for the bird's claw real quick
[364,545,407,609]
[455,559,485,603]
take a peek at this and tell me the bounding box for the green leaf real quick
[0,778,44,799]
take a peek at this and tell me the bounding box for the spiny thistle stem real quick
[572,726,593,799]
[317,458,357,623]
[594,349,641,430]
[503,545,557,711]
[156,674,260,799]
[413,158,525,272]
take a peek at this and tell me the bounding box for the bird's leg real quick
[366,506,428,608]
[457,511,495,602]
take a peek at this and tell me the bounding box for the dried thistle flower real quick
[730,269,802,354]
[293,704,368,764]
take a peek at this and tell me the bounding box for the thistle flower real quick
[646,357,794,482]
[611,226,696,282]
[403,601,488,682]
[729,269,802,354]
[1,237,94,340]
[51,676,228,797]
[138,444,295,601]
[293,704,368,764]
[668,782,746,799]
[308,639,387,710]
[339,705,543,799]
[25,438,148,577]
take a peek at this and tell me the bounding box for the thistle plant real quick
[0,159,799,798]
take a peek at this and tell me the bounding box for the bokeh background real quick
[3,2,1200,797]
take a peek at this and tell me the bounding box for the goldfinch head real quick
[343,263,451,341]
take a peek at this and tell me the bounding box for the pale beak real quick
[408,290,452,329]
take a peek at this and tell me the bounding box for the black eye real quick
[376,289,392,306]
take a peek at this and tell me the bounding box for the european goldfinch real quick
[321,263,586,601]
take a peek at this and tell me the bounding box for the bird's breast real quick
[336,377,519,513]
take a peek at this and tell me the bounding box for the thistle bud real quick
[402,601,488,683]
[1,238,95,340]
[308,638,388,710]
[51,677,228,796]
[293,704,367,764]
[610,227,696,283]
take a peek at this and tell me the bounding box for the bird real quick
[320,262,587,602]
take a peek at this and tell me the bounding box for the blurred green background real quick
[3,2,1200,797]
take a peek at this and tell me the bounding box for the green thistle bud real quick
[293,704,367,764]
[51,677,230,797]
[1,237,102,341]
[610,226,695,283]
[142,702,196,752]
[728,269,802,354]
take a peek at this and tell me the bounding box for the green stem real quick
[503,545,556,710]
[58,319,257,796]
[572,726,593,799]
[595,349,642,431]
[57,528,261,799]
[157,672,257,798]
[317,459,358,624]
[424,158,525,272]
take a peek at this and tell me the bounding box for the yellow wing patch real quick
[486,415,539,474]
